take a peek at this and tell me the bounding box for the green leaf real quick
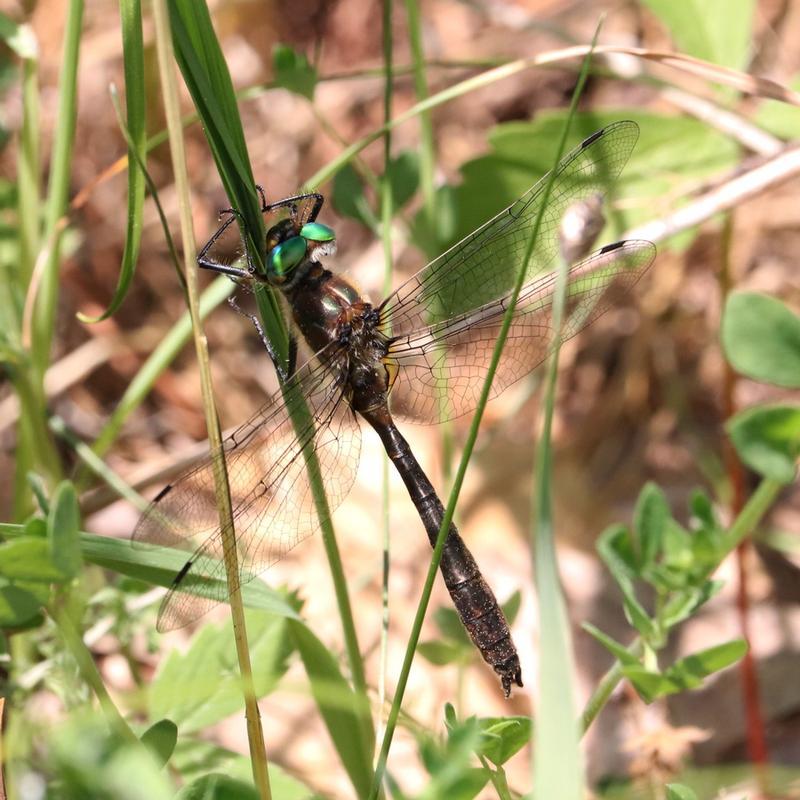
[332,164,377,228]
[80,0,146,323]
[583,623,639,666]
[660,581,722,629]
[756,77,800,139]
[722,292,800,388]
[24,517,47,538]
[666,784,700,800]
[689,489,717,530]
[418,639,469,666]
[288,619,373,799]
[501,590,522,627]
[175,773,259,800]
[727,404,800,483]
[433,604,471,646]
[597,524,638,582]
[140,719,177,767]
[46,712,174,800]
[272,44,317,101]
[82,531,300,619]
[665,639,747,685]
[597,526,656,639]
[624,640,746,702]
[633,482,670,568]
[0,582,44,626]
[660,521,694,574]
[422,111,739,260]
[641,0,754,70]
[48,481,82,578]
[0,538,65,581]
[170,740,314,797]
[622,592,656,640]
[419,713,489,800]
[622,665,677,703]
[386,150,420,210]
[476,716,532,766]
[28,472,50,515]
[150,607,295,733]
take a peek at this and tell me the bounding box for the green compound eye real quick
[300,222,336,243]
[267,235,307,279]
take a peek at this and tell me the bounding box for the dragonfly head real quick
[265,219,337,286]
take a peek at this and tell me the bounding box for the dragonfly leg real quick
[255,184,268,211]
[227,296,294,383]
[198,208,253,281]
[263,192,324,224]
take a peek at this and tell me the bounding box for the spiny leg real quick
[197,208,252,281]
[264,192,324,224]
[227,296,297,382]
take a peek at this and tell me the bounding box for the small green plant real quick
[586,483,746,704]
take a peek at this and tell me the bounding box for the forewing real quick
[386,240,655,423]
[132,347,361,631]
[380,121,640,335]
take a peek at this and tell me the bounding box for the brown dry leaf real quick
[625,724,711,780]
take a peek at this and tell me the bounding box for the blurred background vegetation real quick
[1,0,800,798]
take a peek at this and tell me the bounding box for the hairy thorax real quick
[286,263,393,416]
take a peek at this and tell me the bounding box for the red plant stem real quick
[720,215,770,792]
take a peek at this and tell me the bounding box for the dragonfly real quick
[133,120,655,697]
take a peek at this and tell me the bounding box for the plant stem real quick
[719,212,770,790]
[370,39,591,800]
[30,0,83,379]
[151,1,271,796]
[581,645,638,733]
[50,600,138,745]
[377,0,395,753]
[18,50,40,284]
[529,31,601,798]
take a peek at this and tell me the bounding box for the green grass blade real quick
[108,84,185,290]
[403,0,454,486]
[15,22,40,287]
[530,29,605,800]
[30,0,83,378]
[370,26,603,799]
[165,3,371,745]
[1,89,34,520]
[79,0,146,323]
[0,523,301,620]
[289,621,375,799]
[152,2,273,793]
[378,0,395,752]
[166,0,288,359]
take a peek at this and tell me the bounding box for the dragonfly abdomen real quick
[363,408,523,697]
[445,569,522,695]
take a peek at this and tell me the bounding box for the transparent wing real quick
[132,346,361,631]
[385,240,655,423]
[380,121,640,334]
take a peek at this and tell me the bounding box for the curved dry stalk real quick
[624,143,800,244]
